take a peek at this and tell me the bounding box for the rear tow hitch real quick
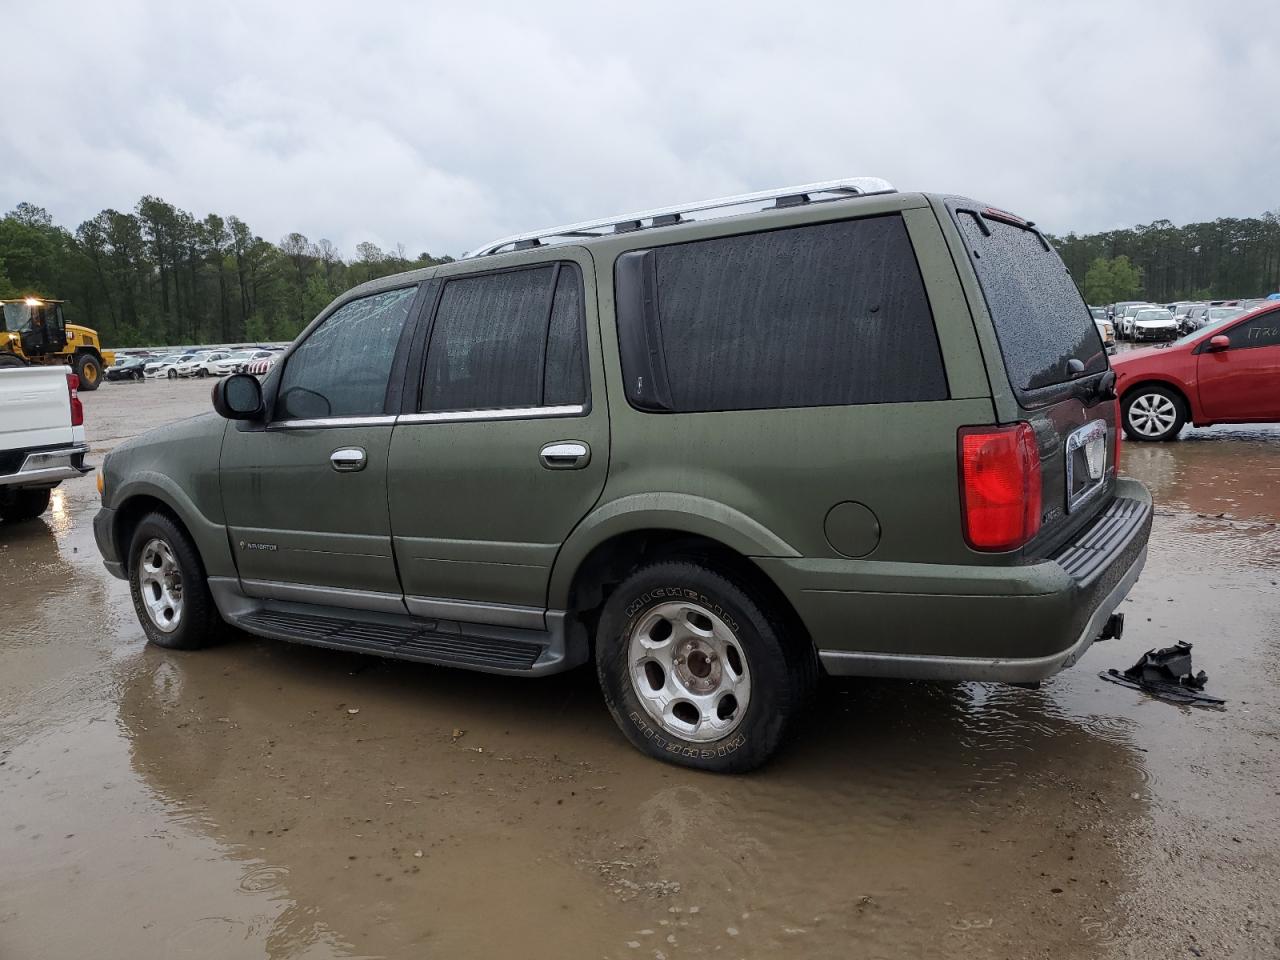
[1100,641,1225,707]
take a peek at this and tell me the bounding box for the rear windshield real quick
[952,206,1106,394]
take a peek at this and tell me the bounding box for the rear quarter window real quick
[614,214,947,412]
[951,206,1107,395]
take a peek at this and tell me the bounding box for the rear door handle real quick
[330,447,367,472]
[540,441,590,470]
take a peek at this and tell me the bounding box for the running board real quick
[209,579,586,677]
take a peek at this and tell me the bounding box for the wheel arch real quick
[110,476,236,579]
[554,524,813,665]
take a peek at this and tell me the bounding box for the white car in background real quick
[145,353,193,379]
[1130,307,1179,342]
[1118,303,1158,340]
[174,352,228,378]
[211,350,274,376]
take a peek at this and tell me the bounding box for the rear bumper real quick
[0,444,92,488]
[757,478,1153,683]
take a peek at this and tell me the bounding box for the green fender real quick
[546,492,800,609]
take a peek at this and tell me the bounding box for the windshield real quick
[1207,308,1241,321]
[1136,310,1172,321]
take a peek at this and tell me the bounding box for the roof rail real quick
[464,176,896,258]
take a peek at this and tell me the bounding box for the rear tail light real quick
[958,422,1042,551]
[66,373,84,427]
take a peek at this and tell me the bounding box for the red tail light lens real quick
[67,372,84,426]
[958,422,1042,551]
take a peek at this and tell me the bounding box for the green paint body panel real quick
[94,188,1152,679]
[218,423,400,594]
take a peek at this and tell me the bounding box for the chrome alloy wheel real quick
[138,537,184,633]
[1128,392,1178,438]
[628,600,752,742]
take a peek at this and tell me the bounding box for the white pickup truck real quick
[0,367,91,521]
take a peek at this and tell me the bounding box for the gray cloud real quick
[4,0,1278,257]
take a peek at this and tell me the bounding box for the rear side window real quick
[952,207,1106,394]
[614,215,946,412]
[277,287,416,421]
[421,262,587,412]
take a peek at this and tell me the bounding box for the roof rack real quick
[464,176,896,258]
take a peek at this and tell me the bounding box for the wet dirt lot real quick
[2,377,1277,960]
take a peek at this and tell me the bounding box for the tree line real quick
[3,196,1279,347]
[0,198,452,347]
[1049,210,1280,306]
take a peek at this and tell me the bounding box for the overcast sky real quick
[5,0,1278,258]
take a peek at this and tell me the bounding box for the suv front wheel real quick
[595,560,812,772]
[127,511,223,649]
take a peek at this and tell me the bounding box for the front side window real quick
[420,263,587,412]
[615,215,946,412]
[277,286,416,421]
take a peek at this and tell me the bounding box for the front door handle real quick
[330,447,367,472]
[540,441,590,470]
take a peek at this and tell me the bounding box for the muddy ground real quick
[1,375,1277,960]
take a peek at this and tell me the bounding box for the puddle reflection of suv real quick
[94,179,1153,771]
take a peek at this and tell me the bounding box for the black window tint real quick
[422,267,555,411]
[1226,311,1280,349]
[277,287,415,421]
[952,208,1107,393]
[623,215,945,412]
[543,264,586,406]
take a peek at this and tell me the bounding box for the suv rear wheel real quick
[595,560,811,772]
[127,511,223,649]
[1123,385,1186,442]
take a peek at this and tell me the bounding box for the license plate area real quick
[1065,420,1108,513]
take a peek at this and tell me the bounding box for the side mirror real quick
[1207,335,1230,351]
[212,373,264,420]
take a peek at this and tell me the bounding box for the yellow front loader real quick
[0,298,114,390]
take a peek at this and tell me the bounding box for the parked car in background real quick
[0,367,91,521]
[1111,300,1145,326]
[1131,307,1179,342]
[1171,302,1198,328]
[1118,303,1157,339]
[94,179,1151,772]
[145,354,193,379]
[106,356,148,381]
[1093,315,1117,353]
[1182,305,1210,332]
[1113,302,1280,441]
[219,350,274,375]
[245,354,277,376]
[173,352,223,378]
[1202,306,1244,330]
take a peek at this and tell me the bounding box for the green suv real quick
[94,179,1152,771]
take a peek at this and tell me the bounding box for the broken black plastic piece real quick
[1100,641,1225,707]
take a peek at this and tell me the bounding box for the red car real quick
[1112,302,1280,441]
